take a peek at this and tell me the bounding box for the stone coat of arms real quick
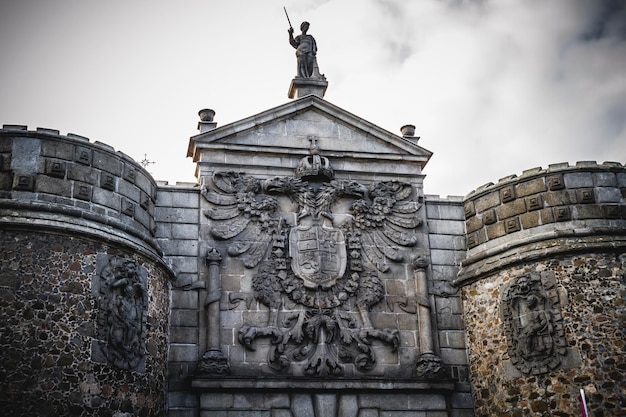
[202,153,422,376]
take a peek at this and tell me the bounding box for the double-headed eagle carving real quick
[202,161,422,376]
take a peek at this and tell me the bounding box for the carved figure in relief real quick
[203,154,422,376]
[501,273,567,375]
[517,292,552,359]
[96,255,147,371]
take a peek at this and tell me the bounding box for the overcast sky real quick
[1,0,625,197]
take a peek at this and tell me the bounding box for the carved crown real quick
[295,154,334,182]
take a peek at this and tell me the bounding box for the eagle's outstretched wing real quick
[202,172,281,268]
[351,181,421,272]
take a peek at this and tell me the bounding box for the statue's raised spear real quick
[284,6,293,31]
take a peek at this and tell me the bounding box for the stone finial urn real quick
[401,124,416,137]
[198,109,216,122]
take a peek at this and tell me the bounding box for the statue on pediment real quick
[288,21,322,78]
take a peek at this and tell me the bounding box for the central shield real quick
[289,223,347,289]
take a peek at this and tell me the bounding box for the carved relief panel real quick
[92,254,148,371]
[201,153,434,378]
[501,272,568,375]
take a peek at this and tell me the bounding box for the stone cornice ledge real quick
[0,200,166,261]
[190,377,454,391]
[454,229,626,287]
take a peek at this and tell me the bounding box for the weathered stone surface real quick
[0,231,170,416]
[515,177,546,197]
[563,172,593,188]
[461,253,625,417]
[474,191,500,212]
[495,199,526,220]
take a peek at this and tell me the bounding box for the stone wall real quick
[0,127,174,416]
[0,231,171,416]
[425,195,474,416]
[154,184,202,416]
[4,120,624,417]
[0,125,159,254]
[461,253,625,416]
[456,162,626,416]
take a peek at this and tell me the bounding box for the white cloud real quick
[1,0,624,195]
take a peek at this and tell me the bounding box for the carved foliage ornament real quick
[501,272,567,375]
[203,169,422,376]
[94,254,148,371]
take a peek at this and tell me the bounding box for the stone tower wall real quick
[456,162,626,416]
[0,126,174,416]
[3,122,625,417]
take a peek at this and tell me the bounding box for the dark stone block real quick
[520,211,540,229]
[93,150,123,176]
[500,185,515,203]
[0,154,10,171]
[34,175,71,196]
[12,174,34,191]
[67,162,98,184]
[603,204,621,219]
[118,180,141,202]
[576,204,603,219]
[100,173,116,191]
[547,173,565,190]
[465,215,483,234]
[45,159,66,178]
[483,209,496,225]
[539,207,555,224]
[73,183,92,201]
[486,221,506,240]
[525,195,543,211]
[74,145,92,165]
[140,191,151,210]
[92,188,120,211]
[554,206,571,221]
[121,198,135,217]
[464,201,476,219]
[516,178,546,197]
[577,189,595,203]
[0,172,11,190]
[495,199,527,220]
[505,217,521,233]
[543,190,574,207]
[123,164,136,183]
[41,140,73,159]
[466,232,479,249]
[474,191,500,212]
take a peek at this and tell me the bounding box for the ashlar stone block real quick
[515,177,546,197]
[44,159,66,178]
[564,172,593,188]
[595,187,623,203]
[485,221,506,240]
[34,175,71,196]
[93,150,123,176]
[495,199,527,220]
[520,211,540,229]
[474,191,500,212]
[465,215,483,234]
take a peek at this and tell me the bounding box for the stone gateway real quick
[1,20,625,417]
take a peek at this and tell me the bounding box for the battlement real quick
[0,125,161,256]
[456,161,626,285]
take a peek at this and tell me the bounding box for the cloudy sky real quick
[1,0,625,197]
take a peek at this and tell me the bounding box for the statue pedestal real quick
[288,77,328,99]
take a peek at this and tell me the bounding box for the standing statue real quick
[288,21,318,78]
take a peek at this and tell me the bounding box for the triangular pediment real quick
[188,95,432,180]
